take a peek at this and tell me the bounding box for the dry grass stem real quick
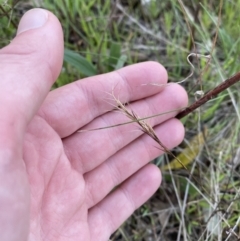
[77,107,186,132]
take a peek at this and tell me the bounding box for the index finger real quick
[38,61,168,138]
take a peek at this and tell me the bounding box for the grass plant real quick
[1,0,240,240]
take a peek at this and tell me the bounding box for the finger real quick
[63,84,188,173]
[85,118,184,208]
[88,164,161,241]
[0,8,63,146]
[38,61,168,137]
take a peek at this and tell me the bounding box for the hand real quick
[0,9,188,241]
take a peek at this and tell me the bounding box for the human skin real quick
[0,9,188,241]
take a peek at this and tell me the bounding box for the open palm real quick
[0,9,187,241]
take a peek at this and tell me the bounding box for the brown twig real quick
[176,71,240,119]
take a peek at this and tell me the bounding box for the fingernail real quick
[17,8,48,35]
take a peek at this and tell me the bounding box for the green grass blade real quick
[64,48,97,76]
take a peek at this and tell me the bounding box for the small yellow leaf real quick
[162,128,208,171]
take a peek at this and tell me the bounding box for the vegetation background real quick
[1,0,240,240]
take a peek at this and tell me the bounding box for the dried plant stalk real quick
[177,71,240,119]
[112,94,189,170]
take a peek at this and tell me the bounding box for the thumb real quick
[0,9,63,241]
[0,8,64,147]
